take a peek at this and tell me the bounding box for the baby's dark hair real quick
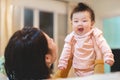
[70,2,95,21]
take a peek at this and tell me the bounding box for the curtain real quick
[0,0,13,56]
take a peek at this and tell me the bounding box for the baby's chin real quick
[75,32,84,36]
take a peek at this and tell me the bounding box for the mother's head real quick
[4,27,57,79]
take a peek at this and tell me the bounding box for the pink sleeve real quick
[93,28,114,63]
[58,33,74,69]
[58,42,72,69]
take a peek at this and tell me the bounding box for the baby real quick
[58,2,114,77]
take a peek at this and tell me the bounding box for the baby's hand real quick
[58,66,65,70]
[105,60,114,66]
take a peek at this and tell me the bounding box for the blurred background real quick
[0,0,120,77]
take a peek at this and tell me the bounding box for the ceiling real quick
[58,0,120,19]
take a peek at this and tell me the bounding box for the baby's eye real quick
[83,20,88,22]
[74,20,78,23]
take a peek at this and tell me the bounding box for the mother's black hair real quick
[4,27,51,80]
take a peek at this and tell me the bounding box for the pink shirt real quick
[58,27,114,70]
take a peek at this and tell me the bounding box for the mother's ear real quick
[45,54,52,67]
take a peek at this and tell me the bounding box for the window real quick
[24,8,33,27]
[39,11,53,38]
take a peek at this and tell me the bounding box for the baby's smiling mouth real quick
[78,28,84,32]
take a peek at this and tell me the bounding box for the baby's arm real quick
[92,37,104,73]
[93,28,114,66]
[97,35,114,66]
[53,38,74,78]
[58,33,75,70]
[58,42,72,70]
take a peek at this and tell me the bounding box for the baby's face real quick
[72,11,94,36]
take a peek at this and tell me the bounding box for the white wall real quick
[12,0,67,14]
